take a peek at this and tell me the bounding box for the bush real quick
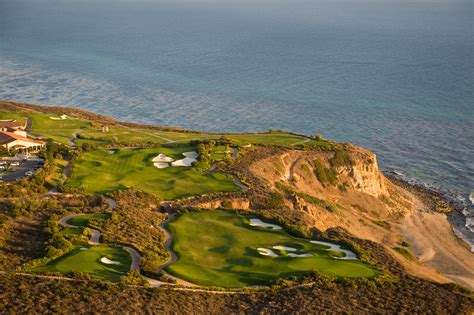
[329,149,354,168]
[313,160,338,186]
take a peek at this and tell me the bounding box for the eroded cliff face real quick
[244,145,423,246]
[339,147,388,198]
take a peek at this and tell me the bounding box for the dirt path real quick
[156,213,197,287]
[292,138,311,146]
[24,117,32,131]
[135,130,173,143]
[288,156,301,181]
[59,213,101,245]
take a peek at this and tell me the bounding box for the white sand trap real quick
[249,218,282,230]
[287,253,313,257]
[49,114,68,120]
[107,150,116,154]
[171,151,198,167]
[154,162,170,169]
[257,248,278,257]
[79,248,88,251]
[310,240,357,260]
[100,257,121,265]
[273,245,297,252]
[152,154,174,163]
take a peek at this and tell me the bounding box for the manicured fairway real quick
[33,245,131,281]
[67,213,111,227]
[66,147,240,200]
[77,129,168,145]
[166,210,376,287]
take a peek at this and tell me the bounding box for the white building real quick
[0,120,44,153]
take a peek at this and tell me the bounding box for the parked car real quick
[25,171,34,176]
[10,162,20,166]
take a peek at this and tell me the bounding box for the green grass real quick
[210,145,230,162]
[225,132,306,146]
[66,147,240,200]
[0,111,91,145]
[153,131,308,146]
[77,129,168,145]
[67,213,111,227]
[166,210,376,287]
[60,227,84,237]
[33,245,131,281]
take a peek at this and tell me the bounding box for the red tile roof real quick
[0,131,44,145]
[0,120,24,129]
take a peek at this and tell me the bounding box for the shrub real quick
[329,149,354,168]
[313,160,338,186]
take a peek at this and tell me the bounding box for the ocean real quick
[0,0,472,246]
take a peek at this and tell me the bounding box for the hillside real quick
[0,100,472,313]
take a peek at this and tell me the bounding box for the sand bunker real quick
[154,162,170,169]
[100,257,121,265]
[108,150,116,154]
[257,248,278,257]
[249,219,282,230]
[171,151,198,167]
[310,240,357,260]
[49,114,69,120]
[79,248,88,251]
[287,253,313,257]
[273,245,297,252]
[152,154,174,163]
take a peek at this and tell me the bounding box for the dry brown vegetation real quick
[92,189,169,278]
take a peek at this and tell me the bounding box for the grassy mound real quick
[66,147,240,200]
[166,210,377,287]
[33,245,131,281]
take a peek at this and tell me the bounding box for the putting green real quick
[66,147,240,200]
[33,245,131,281]
[166,210,376,287]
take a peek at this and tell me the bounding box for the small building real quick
[0,131,45,153]
[0,120,28,138]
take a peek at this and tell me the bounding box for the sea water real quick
[0,0,472,246]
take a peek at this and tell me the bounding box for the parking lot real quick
[0,158,45,183]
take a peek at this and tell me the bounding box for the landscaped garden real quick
[165,210,377,287]
[66,147,240,200]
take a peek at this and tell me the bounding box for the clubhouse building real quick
[0,120,45,153]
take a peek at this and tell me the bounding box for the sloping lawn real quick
[166,210,377,287]
[66,147,240,200]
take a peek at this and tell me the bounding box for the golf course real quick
[165,210,377,288]
[66,146,240,200]
[33,245,131,282]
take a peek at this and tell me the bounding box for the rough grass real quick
[166,210,376,288]
[66,147,240,200]
[33,245,131,281]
